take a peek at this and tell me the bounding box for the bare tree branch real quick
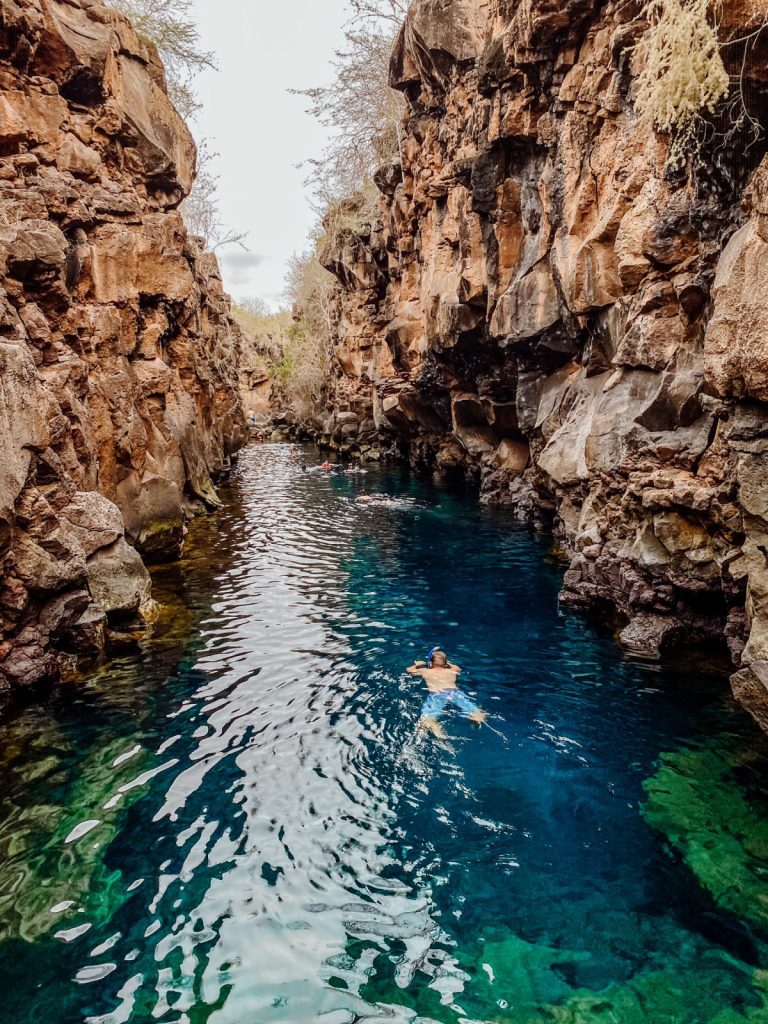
[106,0,215,118]
[292,0,407,206]
[181,141,247,251]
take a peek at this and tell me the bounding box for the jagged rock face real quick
[0,0,245,702]
[321,0,768,730]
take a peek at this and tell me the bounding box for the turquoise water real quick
[1,444,768,1023]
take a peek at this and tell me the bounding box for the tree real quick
[293,0,408,208]
[106,0,214,119]
[181,140,247,251]
[237,297,272,319]
[349,0,408,26]
[277,0,409,419]
[286,250,336,346]
[279,250,338,420]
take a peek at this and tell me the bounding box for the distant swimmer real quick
[406,647,487,739]
[354,492,414,509]
[321,460,333,471]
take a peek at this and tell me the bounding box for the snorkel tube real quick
[426,646,443,668]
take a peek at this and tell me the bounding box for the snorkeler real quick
[356,490,373,503]
[406,648,487,739]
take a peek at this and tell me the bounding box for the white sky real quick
[189,0,350,309]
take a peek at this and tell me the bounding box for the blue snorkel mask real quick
[427,646,443,668]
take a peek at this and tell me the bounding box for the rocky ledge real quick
[318,0,768,731]
[0,0,245,704]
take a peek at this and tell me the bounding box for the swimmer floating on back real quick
[406,647,487,739]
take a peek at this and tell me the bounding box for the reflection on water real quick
[0,445,767,1022]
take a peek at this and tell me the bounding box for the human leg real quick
[450,690,487,725]
[418,692,450,738]
[419,716,449,739]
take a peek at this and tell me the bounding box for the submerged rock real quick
[643,744,768,936]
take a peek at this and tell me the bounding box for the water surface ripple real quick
[1,445,768,1023]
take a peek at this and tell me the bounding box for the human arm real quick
[447,662,462,674]
[406,661,427,675]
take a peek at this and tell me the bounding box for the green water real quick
[0,444,767,1023]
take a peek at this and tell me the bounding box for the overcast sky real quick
[189,0,350,309]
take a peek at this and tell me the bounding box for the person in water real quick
[356,490,372,503]
[406,648,487,738]
[321,460,332,471]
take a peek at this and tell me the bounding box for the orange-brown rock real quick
[318,0,768,731]
[0,0,245,704]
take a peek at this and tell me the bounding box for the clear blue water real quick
[1,444,768,1023]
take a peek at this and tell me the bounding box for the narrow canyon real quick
[4,4,768,1020]
[5,0,768,738]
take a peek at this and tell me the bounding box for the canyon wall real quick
[0,0,245,702]
[320,0,768,729]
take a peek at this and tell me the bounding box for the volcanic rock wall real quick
[320,0,768,729]
[0,0,245,702]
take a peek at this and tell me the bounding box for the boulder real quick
[731,662,768,734]
[85,537,152,618]
[705,223,768,400]
[619,614,685,659]
[494,438,530,474]
[62,491,125,558]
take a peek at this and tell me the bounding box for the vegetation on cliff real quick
[293,0,406,207]
[232,251,335,425]
[634,0,764,169]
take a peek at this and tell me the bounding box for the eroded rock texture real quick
[0,0,244,702]
[320,0,768,728]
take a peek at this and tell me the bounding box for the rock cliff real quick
[0,0,245,703]
[319,0,768,729]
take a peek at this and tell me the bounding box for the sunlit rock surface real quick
[318,0,768,729]
[0,0,245,702]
